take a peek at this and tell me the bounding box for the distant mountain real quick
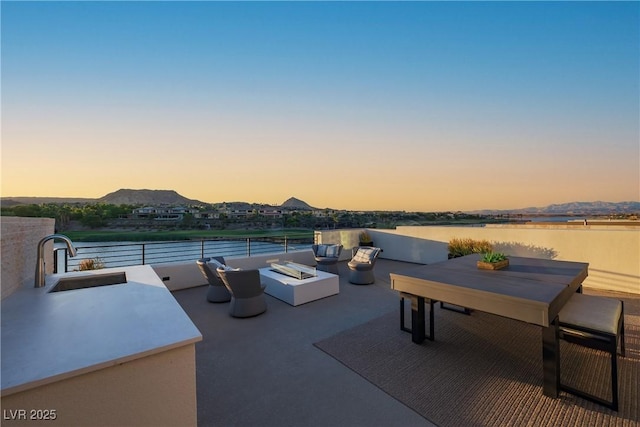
[98,189,205,206]
[1,189,205,207]
[1,196,95,206]
[471,201,640,216]
[3,190,636,215]
[281,197,315,210]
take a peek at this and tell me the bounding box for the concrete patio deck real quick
[172,258,435,427]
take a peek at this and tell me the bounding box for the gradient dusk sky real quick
[2,1,638,212]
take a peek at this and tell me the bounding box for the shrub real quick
[77,257,106,271]
[359,231,372,242]
[448,238,493,258]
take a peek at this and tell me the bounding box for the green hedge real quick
[447,238,493,258]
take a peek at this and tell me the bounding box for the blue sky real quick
[2,1,638,211]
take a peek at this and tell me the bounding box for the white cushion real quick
[559,293,622,335]
[352,247,377,264]
[325,244,340,258]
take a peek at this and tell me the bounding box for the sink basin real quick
[49,272,127,293]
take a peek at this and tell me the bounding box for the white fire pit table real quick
[259,263,339,306]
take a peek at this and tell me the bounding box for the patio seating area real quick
[173,258,433,426]
[172,258,638,427]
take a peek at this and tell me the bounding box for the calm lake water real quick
[524,216,588,222]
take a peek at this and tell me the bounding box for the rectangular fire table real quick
[259,263,339,306]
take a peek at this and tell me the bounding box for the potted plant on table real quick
[477,252,509,270]
[359,231,374,247]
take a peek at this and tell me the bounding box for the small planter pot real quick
[477,259,509,270]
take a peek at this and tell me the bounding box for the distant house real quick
[131,206,197,220]
[194,211,220,219]
[313,209,339,217]
[258,208,283,218]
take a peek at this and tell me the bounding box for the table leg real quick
[542,317,560,398]
[411,295,426,344]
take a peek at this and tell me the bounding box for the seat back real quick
[313,244,342,259]
[196,257,226,286]
[217,268,264,299]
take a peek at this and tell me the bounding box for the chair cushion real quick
[316,245,327,257]
[352,247,377,264]
[325,244,340,258]
[559,293,622,335]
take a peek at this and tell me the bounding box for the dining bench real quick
[558,292,625,411]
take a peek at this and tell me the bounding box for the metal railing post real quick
[53,248,69,273]
[53,249,59,274]
[201,240,205,259]
[142,243,146,265]
[284,235,288,253]
[247,238,251,257]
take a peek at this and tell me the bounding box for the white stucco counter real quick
[1,265,202,396]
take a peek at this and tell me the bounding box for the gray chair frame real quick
[217,268,267,318]
[347,246,381,285]
[312,244,343,274]
[197,257,231,303]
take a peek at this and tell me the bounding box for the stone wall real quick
[1,217,55,300]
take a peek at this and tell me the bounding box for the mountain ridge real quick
[281,197,315,210]
[469,200,640,216]
[1,190,638,214]
[98,189,205,206]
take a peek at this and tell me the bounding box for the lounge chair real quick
[216,268,267,318]
[347,246,381,285]
[312,244,343,274]
[197,257,231,303]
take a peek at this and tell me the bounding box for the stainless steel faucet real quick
[35,234,77,288]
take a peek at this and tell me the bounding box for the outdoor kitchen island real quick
[1,265,202,426]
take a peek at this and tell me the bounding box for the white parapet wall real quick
[152,249,315,292]
[317,225,640,294]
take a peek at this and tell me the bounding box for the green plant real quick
[359,231,372,242]
[77,257,106,271]
[481,252,508,263]
[447,238,493,258]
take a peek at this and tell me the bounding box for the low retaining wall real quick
[152,249,315,292]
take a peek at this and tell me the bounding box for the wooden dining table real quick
[390,254,588,398]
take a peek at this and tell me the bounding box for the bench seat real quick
[558,292,625,411]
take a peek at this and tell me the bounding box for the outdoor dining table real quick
[390,253,588,398]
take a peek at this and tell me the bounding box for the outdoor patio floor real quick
[173,258,435,427]
[171,258,637,427]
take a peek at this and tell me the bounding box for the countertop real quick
[1,265,202,396]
